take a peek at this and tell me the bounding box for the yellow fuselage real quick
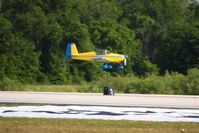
[72,52,125,63]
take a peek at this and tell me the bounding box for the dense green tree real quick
[119,0,185,60]
[185,0,199,20]
[0,16,40,83]
[0,1,2,12]
[41,22,67,84]
[14,7,49,47]
[0,15,13,79]
[85,0,122,22]
[0,0,199,85]
[156,22,199,73]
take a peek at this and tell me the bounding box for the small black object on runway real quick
[103,86,115,95]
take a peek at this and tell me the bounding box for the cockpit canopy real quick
[96,50,110,55]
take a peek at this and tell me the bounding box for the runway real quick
[0,91,199,109]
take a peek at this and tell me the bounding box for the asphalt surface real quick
[0,91,199,109]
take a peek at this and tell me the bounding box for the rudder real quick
[65,42,79,58]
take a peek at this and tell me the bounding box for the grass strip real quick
[0,117,198,133]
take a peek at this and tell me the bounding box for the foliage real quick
[91,68,199,95]
[0,77,22,91]
[186,68,199,95]
[1,68,198,95]
[156,22,199,73]
[0,0,198,95]
[0,24,40,83]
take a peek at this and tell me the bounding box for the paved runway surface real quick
[0,91,199,109]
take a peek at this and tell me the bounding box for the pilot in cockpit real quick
[96,50,110,55]
[104,50,110,54]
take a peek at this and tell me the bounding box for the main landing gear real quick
[100,63,125,70]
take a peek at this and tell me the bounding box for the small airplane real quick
[65,42,128,70]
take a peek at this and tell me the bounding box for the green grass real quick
[0,117,198,133]
[10,85,85,92]
[22,85,79,92]
[0,84,103,93]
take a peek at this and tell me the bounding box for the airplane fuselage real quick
[72,52,125,63]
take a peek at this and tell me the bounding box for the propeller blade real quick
[124,55,128,66]
[124,58,127,66]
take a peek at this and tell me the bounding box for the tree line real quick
[0,0,198,84]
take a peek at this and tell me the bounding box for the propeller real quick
[124,58,127,66]
[124,55,128,66]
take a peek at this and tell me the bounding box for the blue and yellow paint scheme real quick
[65,42,128,70]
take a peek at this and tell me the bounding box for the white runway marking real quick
[0,105,199,122]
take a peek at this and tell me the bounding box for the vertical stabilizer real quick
[65,42,79,58]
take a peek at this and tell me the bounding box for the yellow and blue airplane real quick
[65,42,128,69]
